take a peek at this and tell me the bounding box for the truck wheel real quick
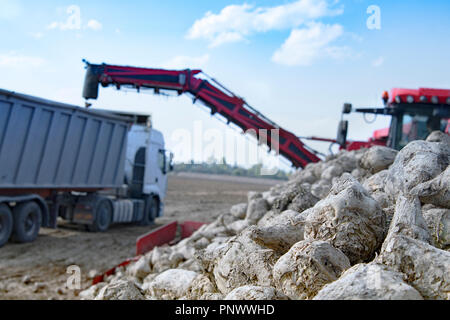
[11,201,42,243]
[140,197,158,226]
[87,198,113,232]
[0,204,13,247]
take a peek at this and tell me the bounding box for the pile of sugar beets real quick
[80,131,449,300]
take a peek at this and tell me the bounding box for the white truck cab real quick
[96,110,172,223]
[125,121,170,218]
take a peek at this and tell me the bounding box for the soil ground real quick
[0,173,280,300]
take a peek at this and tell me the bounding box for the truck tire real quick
[87,198,113,232]
[140,196,158,226]
[0,204,13,247]
[11,201,42,243]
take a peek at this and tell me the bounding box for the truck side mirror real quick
[337,120,348,148]
[165,151,174,172]
[342,103,352,114]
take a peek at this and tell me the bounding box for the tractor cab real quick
[339,88,450,150]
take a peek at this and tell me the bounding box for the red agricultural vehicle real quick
[336,88,450,151]
[82,60,450,168]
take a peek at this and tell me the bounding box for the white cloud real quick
[163,54,210,69]
[372,56,384,67]
[47,19,80,31]
[47,5,81,31]
[187,0,343,47]
[0,53,45,68]
[272,23,346,66]
[47,22,59,30]
[87,19,102,31]
[325,45,353,60]
[210,32,245,48]
[47,5,103,32]
[30,32,44,39]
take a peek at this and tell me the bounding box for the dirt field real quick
[0,173,280,300]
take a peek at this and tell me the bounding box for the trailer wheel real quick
[0,204,13,247]
[11,201,42,243]
[140,196,158,226]
[87,198,113,232]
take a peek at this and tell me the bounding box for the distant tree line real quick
[172,157,290,181]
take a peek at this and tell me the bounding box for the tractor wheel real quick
[0,204,13,247]
[11,201,42,243]
[87,198,113,232]
[140,196,158,226]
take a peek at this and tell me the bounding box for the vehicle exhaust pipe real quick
[82,63,100,100]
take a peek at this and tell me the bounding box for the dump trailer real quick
[0,89,172,247]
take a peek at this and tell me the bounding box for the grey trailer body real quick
[0,89,129,190]
[0,90,171,247]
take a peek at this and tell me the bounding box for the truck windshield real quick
[399,113,449,148]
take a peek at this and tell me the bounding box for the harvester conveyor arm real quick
[82,61,321,168]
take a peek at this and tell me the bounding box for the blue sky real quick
[1,0,449,170]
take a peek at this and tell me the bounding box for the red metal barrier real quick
[136,221,178,256]
[180,221,207,239]
[92,220,208,285]
[92,257,139,285]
